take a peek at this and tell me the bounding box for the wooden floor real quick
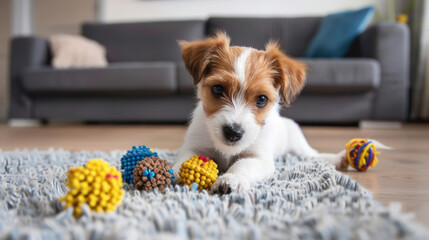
[1,123,428,227]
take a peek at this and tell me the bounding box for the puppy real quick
[173,33,346,194]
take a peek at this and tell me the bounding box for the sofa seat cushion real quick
[21,62,177,95]
[302,58,380,94]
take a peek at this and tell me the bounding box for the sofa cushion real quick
[304,7,375,58]
[49,34,108,69]
[82,20,205,63]
[21,62,177,95]
[302,59,380,94]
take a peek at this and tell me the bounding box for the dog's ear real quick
[265,42,307,106]
[179,32,230,85]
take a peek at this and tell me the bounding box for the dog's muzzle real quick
[223,124,244,143]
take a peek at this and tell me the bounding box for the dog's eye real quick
[211,85,224,97]
[256,95,268,107]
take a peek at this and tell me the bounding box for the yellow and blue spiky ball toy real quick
[345,138,380,171]
[60,158,124,217]
[178,155,219,191]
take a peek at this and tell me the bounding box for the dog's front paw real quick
[211,173,250,194]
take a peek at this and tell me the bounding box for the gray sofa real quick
[9,17,410,123]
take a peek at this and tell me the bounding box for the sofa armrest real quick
[349,23,410,120]
[10,37,50,78]
[9,37,50,119]
[351,23,410,82]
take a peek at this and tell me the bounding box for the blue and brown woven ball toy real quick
[133,156,175,191]
[345,138,380,171]
[120,146,158,184]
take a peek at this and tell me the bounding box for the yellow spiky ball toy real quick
[60,158,124,217]
[178,155,219,191]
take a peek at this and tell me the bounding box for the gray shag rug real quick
[0,149,428,240]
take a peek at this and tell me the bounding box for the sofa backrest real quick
[206,17,322,57]
[81,17,321,63]
[82,20,205,63]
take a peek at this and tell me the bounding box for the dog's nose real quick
[223,124,244,142]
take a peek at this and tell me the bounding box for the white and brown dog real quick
[172,33,347,194]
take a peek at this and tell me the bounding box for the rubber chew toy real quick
[60,158,124,217]
[121,146,157,184]
[345,138,380,171]
[178,155,219,190]
[133,156,175,191]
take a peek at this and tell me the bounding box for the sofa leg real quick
[40,119,49,125]
[8,119,43,127]
[359,120,402,129]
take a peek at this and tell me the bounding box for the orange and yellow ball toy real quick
[178,155,219,190]
[345,138,380,171]
[60,158,124,217]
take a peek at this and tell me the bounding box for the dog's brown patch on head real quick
[264,42,307,106]
[200,71,239,117]
[180,32,239,85]
[242,50,279,125]
[180,33,244,117]
[237,44,306,126]
[200,46,243,117]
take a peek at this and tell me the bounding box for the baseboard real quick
[8,119,42,127]
[359,121,403,129]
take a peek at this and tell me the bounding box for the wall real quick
[103,0,390,23]
[34,0,95,37]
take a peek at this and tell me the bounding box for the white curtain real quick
[410,0,429,120]
[421,41,429,118]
